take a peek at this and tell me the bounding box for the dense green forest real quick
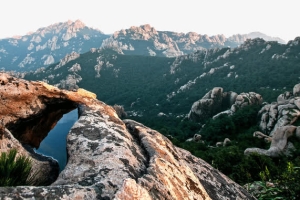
[25,38,300,120]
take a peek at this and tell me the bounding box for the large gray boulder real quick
[293,83,300,97]
[188,87,262,123]
[188,87,226,122]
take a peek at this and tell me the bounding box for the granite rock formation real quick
[188,87,262,123]
[245,125,300,157]
[245,83,300,157]
[259,83,300,135]
[0,73,255,199]
[101,24,285,57]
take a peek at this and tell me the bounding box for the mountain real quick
[24,37,300,123]
[0,20,110,71]
[0,22,286,72]
[101,24,286,57]
[228,31,286,44]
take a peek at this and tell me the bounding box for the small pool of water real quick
[35,109,78,171]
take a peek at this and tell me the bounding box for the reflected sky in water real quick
[35,109,78,171]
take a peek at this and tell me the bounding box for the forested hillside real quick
[25,37,300,120]
[23,37,300,198]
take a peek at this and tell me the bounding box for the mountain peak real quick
[0,20,109,71]
[113,24,158,39]
[67,19,86,29]
[34,19,87,34]
[128,24,157,33]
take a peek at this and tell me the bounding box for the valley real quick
[1,20,300,199]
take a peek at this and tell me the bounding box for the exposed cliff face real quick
[0,73,255,199]
[0,20,109,71]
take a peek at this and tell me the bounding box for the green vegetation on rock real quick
[0,149,33,186]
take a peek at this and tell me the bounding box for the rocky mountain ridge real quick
[0,73,255,199]
[0,22,286,72]
[0,20,109,71]
[101,24,286,57]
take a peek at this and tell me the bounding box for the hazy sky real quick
[0,0,298,42]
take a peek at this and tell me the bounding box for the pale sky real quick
[0,0,298,42]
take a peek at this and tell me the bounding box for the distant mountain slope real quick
[0,22,286,72]
[101,24,286,57]
[228,32,286,44]
[0,20,110,71]
[25,37,300,120]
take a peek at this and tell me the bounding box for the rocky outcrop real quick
[101,24,183,57]
[258,84,300,135]
[245,83,300,157]
[188,87,262,123]
[0,73,255,199]
[186,134,202,142]
[245,125,299,157]
[101,24,285,57]
[216,138,231,147]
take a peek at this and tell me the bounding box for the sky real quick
[0,0,298,42]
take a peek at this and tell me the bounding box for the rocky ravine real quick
[0,73,254,199]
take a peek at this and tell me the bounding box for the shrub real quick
[0,149,33,186]
[248,162,300,200]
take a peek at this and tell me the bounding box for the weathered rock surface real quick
[245,125,299,157]
[188,87,262,123]
[258,84,300,135]
[0,73,255,199]
[245,83,300,157]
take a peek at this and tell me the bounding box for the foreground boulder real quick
[0,73,254,199]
